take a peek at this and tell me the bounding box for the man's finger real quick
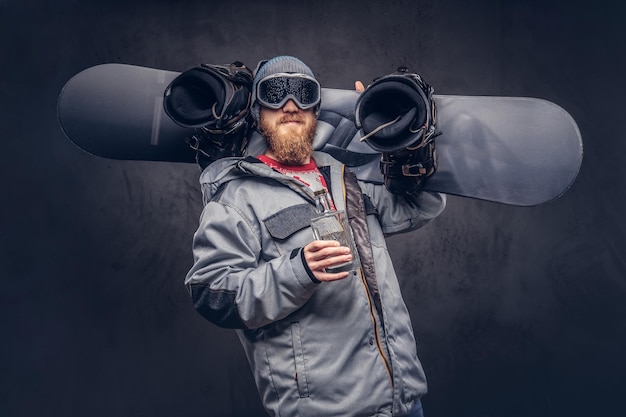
[305,244,350,262]
[306,240,340,252]
[316,270,351,282]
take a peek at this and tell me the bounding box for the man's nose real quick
[282,99,299,112]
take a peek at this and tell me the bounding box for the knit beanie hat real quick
[250,55,319,124]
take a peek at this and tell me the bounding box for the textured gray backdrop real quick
[2,0,624,416]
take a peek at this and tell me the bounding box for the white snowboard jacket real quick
[185,151,446,417]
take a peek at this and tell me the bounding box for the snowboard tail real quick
[58,65,195,163]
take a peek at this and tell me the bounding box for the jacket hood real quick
[199,152,342,202]
[198,156,264,202]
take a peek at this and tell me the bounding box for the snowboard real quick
[57,63,583,206]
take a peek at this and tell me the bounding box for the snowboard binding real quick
[355,67,438,194]
[164,62,254,168]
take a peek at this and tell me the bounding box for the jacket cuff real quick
[293,248,320,284]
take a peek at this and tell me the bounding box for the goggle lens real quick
[257,74,320,110]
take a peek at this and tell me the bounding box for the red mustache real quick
[279,115,305,124]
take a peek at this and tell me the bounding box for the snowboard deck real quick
[57,63,583,206]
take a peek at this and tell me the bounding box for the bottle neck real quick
[314,190,333,214]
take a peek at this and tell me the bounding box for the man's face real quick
[258,99,317,165]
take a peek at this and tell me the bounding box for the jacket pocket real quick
[290,322,310,398]
[264,204,316,241]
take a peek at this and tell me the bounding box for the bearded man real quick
[185,56,446,417]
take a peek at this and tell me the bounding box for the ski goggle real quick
[256,73,321,110]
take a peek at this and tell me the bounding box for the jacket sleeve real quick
[184,200,319,330]
[358,180,447,235]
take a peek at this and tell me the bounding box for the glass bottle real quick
[310,189,361,273]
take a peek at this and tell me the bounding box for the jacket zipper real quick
[359,269,393,385]
[341,166,394,386]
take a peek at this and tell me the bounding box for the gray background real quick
[2,0,625,416]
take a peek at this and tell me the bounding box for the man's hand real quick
[355,81,365,92]
[303,240,353,282]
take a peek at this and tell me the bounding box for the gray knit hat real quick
[250,55,319,124]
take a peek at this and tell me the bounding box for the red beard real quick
[259,114,317,165]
